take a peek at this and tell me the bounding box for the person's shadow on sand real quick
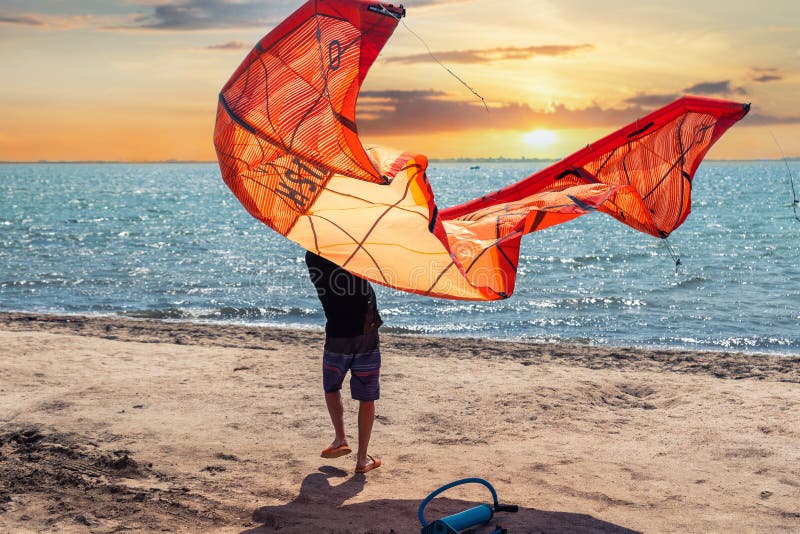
[242,466,641,533]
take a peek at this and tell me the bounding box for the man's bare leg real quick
[356,400,375,469]
[325,391,348,448]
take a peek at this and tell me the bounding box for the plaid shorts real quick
[322,330,380,401]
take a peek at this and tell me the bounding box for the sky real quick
[0,0,798,161]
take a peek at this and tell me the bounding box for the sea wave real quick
[120,305,318,321]
[2,162,799,356]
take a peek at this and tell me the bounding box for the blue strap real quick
[418,478,498,528]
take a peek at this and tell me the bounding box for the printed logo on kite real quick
[272,157,331,213]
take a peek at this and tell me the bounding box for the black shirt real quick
[305,251,382,338]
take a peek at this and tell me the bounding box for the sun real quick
[523,129,557,148]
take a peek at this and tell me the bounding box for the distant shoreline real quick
[1,158,797,164]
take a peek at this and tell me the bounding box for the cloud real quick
[0,13,100,29]
[2,0,466,32]
[621,79,800,127]
[624,80,750,112]
[357,89,800,137]
[361,89,448,100]
[206,40,249,50]
[386,44,594,64]
[358,90,449,121]
[683,80,747,96]
[749,68,783,83]
[753,74,783,83]
[623,78,772,110]
[130,0,296,30]
[0,15,45,27]
[623,93,680,108]
[357,90,649,136]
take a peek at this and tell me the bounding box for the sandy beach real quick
[0,312,798,533]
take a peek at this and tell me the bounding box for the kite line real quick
[663,238,682,274]
[375,3,489,112]
[769,130,800,223]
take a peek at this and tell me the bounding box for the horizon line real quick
[1,157,798,164]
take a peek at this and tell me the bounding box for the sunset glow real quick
[523,129,558,148]
[0,0,798,161]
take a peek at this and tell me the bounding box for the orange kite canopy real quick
[214,0,750,301]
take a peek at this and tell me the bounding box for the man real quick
[305,251,382,473]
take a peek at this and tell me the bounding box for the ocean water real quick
[1,161,798,354]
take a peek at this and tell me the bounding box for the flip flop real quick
[320,443,352,458]
[355,455,381,473]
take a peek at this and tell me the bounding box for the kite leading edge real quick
[213,0,750,301]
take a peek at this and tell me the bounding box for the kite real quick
[213,0,750,301]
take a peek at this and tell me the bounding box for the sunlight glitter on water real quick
[1,161,798,354]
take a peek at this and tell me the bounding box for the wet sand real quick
[1,312,798,533]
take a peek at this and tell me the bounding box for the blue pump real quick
[418,478,518,534]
